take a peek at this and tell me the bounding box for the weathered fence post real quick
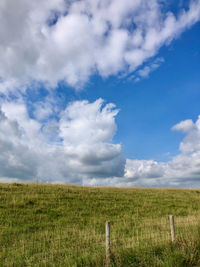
[105,221,110,263]
[169,215,175,242]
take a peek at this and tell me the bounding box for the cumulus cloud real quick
[122,116,200,188]
[1,0,200,187]
[1,97,200,187]
[0,98,125,184]
[172,119,196,132]
[0,0,200,91]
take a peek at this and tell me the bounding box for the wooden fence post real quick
[105,221,110,263]
[169,215,175,242]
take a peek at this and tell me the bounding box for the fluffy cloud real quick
[0,98,125,183]
[123,116,200,188]
[0,0,200,91]
[1,0,200,187]
[1,98,200,187]
[172,119,196,132]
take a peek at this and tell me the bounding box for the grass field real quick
[1,183,200,266]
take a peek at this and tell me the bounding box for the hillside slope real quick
[1,183,200,266]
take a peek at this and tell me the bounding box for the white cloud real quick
[1,98,200,187]
[131,57,165,81]
[122,116,200,188]
[1,0,200,187]
[0,98,125,183]
[0,0,200,91]
[172,119,196,132]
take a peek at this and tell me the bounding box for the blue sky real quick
[0,0,200,187]
[33,19,200,162]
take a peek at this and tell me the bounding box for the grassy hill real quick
[1,183,200,266]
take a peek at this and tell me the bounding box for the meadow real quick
[1,183,200,266]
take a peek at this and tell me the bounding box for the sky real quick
[0,0,200,187]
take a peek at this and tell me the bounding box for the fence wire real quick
[1,215,200,257]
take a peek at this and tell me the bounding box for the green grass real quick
[1,183,200,266]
